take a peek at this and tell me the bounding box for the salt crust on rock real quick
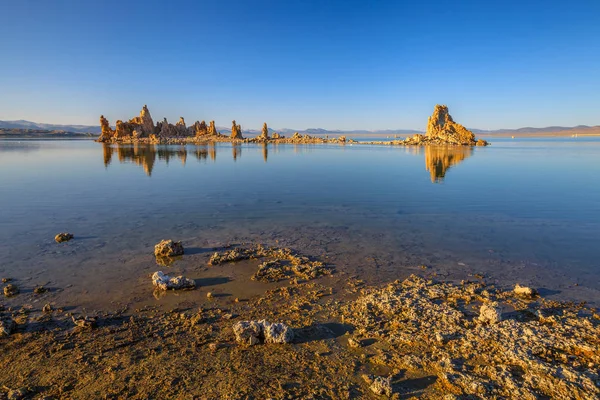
[232,320,294,345]
[152,271,195,291]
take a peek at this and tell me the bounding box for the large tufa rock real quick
[259,122,270,140]
[208,120,218,136]
[230,120,243,140]
[194,120,208,136]
[114,120,134,138]
[154,240,184,257]
[425,105,477,145]
[126,105,155,137]
[152,271,196,291]
[232,320,294,345]
[98,115,115,142]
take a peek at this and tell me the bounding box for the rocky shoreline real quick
[1,241,598,399]
[96,105,489,147]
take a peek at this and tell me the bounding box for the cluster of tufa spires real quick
[97,105,234,142]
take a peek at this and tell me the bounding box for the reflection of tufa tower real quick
[102,143,113,167]
[232,145,241,161]
[262,143,268,162]
[424,146,473,183]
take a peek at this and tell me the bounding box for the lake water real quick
[1,138,599,312]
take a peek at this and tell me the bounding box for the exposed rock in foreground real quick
[154,240,184,257]
[232,320,294,345]
[0,270,597,398]
[342,275,599,398]
[151,271,195,291]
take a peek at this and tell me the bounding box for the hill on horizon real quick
[1,119,599,137]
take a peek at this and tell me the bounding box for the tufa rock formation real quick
[230,120,243,140]
[403,105,487,146]
[127,105,155,137]
[195,120,208,136]
[98,115,115,141]
[426,105,475,144]
[259,123,270,140]
[207,120,218,136]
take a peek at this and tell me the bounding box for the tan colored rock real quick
[98,115,115,142]
[514,284,538,297]
[233,320,262,346]
[55,232,74,243]
[231,120,243,140]
[152,271,195,291]
[3,284,19,297]
[259,122,270,140]
[261,320,294,344]
[127,105,155,137]
[114,120,133,138]
[362,374,392,397]
[478,301,502,324]
[208,120,218,136]
[425,104,476,145]
[195,120,208,136]
[154,239,184,257]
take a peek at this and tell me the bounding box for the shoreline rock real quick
[151,271,195,291]
[154,240,184,257]
[54,232,74,243]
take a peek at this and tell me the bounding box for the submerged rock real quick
[232,320,294,345]
[0,317,16,336]
[3,284,19,297]
[34,286,47,294]
[154,240,184,257]
[55,232,74,243]
[152,271,195,291]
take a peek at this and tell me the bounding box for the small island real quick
[96,105,489,146]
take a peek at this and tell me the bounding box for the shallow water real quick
[1,138,599,311]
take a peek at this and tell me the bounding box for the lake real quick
[1,138,599,312]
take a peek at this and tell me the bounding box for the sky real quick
[1,0,599,131]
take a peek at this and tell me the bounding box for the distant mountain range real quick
[1,119,599,137]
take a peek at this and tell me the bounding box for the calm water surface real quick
[1,138,599,311]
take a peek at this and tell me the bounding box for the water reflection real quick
[102,142,472,182]
[424,146,473,183]
[232,144,241,161]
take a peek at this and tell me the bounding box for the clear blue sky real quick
[1,0,599,130]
